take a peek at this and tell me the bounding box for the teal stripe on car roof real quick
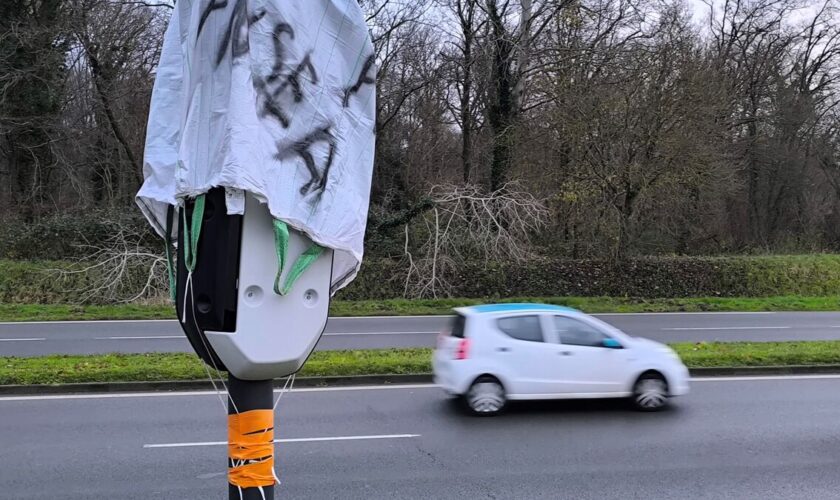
[468,303,579,314]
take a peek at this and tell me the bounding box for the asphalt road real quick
[2,375,840,499]
[4,312,840,357]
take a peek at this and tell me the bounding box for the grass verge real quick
[1,295,840,322]
[0,304,176,322]
[3,342,840,385]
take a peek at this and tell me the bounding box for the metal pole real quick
[228,375,275,500]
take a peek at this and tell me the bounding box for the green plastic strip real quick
[164,205,176,303]
[272,219,325,296]
[182,194,205,273]
[281,244,325,295]
[272,219,290,295]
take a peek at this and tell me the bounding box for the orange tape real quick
[228,409,276,489]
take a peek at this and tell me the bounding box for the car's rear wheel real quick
[632,372,669,411]
[464,376,506,416]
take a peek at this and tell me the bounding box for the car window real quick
[553,316,607,347]
[450,314,467,338]
[496,315,543,342]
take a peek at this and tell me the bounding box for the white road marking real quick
[596,312,777,316]
[324,331,436,336]
[0,338,45,342]
[95,336,184,340]
[332,315,449,319]
[0,320,178,326]
[144,433,420,449]
[0,311,788,328]
[662,326,791,331]
[196,471,226,479]
[283,384,435,393]
[91,332,433,340]
[692,374,840,382]
[0,316,449,326]
[4,376,840,402]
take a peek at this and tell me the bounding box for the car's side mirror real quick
[602,338,623,349]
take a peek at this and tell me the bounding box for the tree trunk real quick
[615,184,638,261]
[86,47,143,185]
[486,0,515,191]
[459,1,475,183]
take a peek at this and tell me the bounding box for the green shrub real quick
[0,260,157,304]
[338,254,840,300]
[0,211,158,260]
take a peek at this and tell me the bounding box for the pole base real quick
[228,375,275,500]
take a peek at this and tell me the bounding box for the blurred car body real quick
[433,304,689,415]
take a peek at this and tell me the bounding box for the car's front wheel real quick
[632,372,669,411]
[464,376,506,416]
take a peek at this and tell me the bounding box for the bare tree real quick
[440,0,484,183]
[481,0,577,190]
[0,0,68,219]
[403,182,548,297]
[66,0,164,206]
[4,0,840,286]
[702,0,840,247]
[51,218,168,304]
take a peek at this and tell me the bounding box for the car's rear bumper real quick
[669,364,691,396]
[434,375,460,396]
[432,353,469,395]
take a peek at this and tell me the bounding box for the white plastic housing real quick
[205,194,332,380]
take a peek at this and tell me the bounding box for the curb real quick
[3,365,840,396]
[688,364,840,376]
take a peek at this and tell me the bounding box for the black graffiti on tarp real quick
[253,23,318,129]
[197,0,228,40]
[270,53,317,102]
[268,23,293,73]
[193,3,350,197]
[257,23,332,195]
[275,126,336,196]
[216,1,266,65]
[254,77,291,127]
[196,0,263,65]
[214,0,245,64]
[342,54,375,108]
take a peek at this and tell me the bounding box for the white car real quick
[433,304,689,415]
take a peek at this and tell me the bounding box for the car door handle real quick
[559,351,573,356]
[496,347,511,352]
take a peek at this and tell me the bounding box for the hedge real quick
[4,254,840,304]
[0,211,158,261]
[339,254,840,300]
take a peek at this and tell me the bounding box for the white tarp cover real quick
[137,0,376,291]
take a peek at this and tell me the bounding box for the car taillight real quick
[454,338,470,360]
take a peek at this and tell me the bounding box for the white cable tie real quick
[181,272,192,323]
[185,274,230,413]
[188,276,239,414]
[272,373,295,410]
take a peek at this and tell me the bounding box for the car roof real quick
[455,303,580,316]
